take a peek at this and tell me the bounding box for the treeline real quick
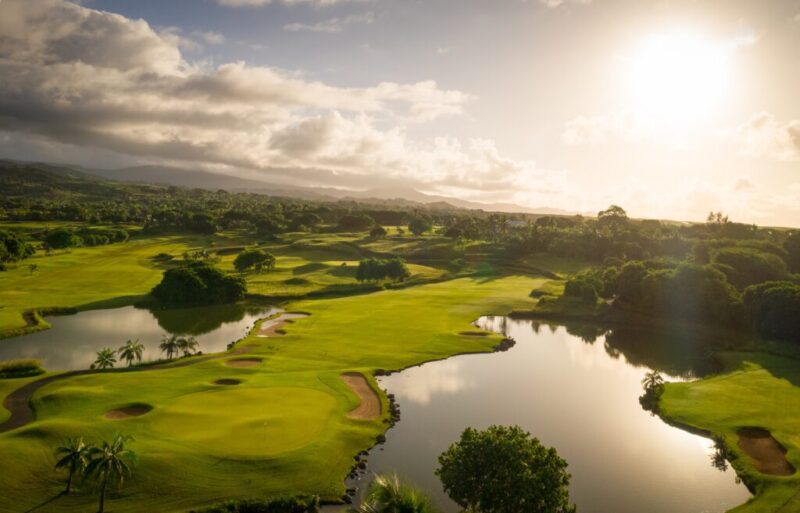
[555,237,800,344]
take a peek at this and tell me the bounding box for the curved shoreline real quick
[0,309,295,434]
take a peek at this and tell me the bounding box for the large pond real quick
[0,304,278,371]
[352,317,751,513]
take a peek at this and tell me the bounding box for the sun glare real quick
[626,31,732,127]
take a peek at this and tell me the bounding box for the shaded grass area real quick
[661,353,800,512]
[0,276,541,512]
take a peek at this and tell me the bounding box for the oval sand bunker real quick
[214,378,242,386]
[737,427,796,476]
[105,404,152,420]
[225,358,263,368]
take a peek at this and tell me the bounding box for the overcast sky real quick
[1,0,799,225]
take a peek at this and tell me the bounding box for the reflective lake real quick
[355,317,750,513]
[0,304,278,371]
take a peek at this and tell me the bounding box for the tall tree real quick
[177,336,199,357]
[54,437,90,494]
[93,348,117,370]
[118,339,144,367]
[159,335,180,360]
[436,425,575,513]
[85,435,135,513]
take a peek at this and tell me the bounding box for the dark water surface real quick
[0,304,278,370]
[353,317,750,513]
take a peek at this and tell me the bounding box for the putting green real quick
[147,387,337,457]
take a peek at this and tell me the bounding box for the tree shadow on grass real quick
[24,492,63,513]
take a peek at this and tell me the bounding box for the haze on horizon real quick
[0,0,799,226]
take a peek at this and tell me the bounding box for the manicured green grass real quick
[0,234,208,335]
[0,228,451,337]
[661,353,800,512]
[0,275,541,512]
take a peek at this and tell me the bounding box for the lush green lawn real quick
[661,353,800,512]
[0,228,449,337]
[0,235,206,335]
[0,275,541,512]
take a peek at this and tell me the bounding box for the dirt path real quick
[738,428,796,476]
[341,372,381,420]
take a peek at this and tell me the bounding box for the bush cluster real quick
[0,359,45,378]
[151,261,246,306]
[355,257,410,283]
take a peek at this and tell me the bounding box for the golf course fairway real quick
[0,275,541,512]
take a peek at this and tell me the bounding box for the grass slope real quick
[0,234,205,335]
[661,353,800,512]
[0,275,541,513]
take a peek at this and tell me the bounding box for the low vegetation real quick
[0,359,45,379]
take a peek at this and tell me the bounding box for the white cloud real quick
[193,31,226,45]
[538,0,592,8]
[0,0,564,206]
[218,0,368,7]
[562,111,646,145]
[727,111,800,162]
[284,12,374,33]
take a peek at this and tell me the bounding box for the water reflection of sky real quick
[0,305,277,371]
[363,318,749,513]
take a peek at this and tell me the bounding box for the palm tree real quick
[118,339,144,367]
[356,474,436,513]
[177,336,199,357]
[641,370,665,393]
[159,335,180,360]
[54,437,91,494]
[85,434,135,513]
[93,348,117,370]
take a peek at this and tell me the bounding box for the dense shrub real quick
[743,281,800,343]
[337,213,374,232]
[356,257,411,283]
[151,261,245,306]
[408,216,432,236]
[0,230,34,262]
[713,247,788,289]
[192,495,320,513]
[563,276,599,304]
[437,425,575,513]
[233,249,276,273]
[44,228,81,249]
[369,225,387,238]
[0,359,45,378]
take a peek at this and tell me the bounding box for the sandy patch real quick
[341,372,381,420]
[257,313,308,338]
[225,357,263,368]
[738,428,796,476]
[214,378,242,386]
[105,404,152,420]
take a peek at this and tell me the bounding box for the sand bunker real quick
[105,404,152,420]
[225,358,263,368]
[737,428,796,476]
[460,331,489,337]
[257,313,308,338]
[341,372,381,420]
[213,378,242,386]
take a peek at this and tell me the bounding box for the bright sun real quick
[626,31,732,126]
